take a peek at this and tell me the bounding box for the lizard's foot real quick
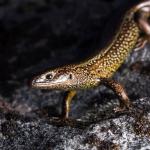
[49,117,87,128]
[114,106,127,113]
[49,116,71,126]
[114,102,132,113]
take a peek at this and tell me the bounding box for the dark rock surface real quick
[0,97,150,150]
[0,0,150,149]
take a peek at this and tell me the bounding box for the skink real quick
[32,1,150,119]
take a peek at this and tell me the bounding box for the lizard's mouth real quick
[31,76,46,88]
[31,77,50,88]
[31,80,56,89]
[31,76,72,90]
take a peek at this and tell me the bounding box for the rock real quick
[0,98,149,150]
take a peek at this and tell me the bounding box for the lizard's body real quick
[76,14,140,87]
[32,1,150,119]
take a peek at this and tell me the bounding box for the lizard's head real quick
[31,65,91,90]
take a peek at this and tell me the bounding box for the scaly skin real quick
[31,1,150,119]
[32,11,140,90]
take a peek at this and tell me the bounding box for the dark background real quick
[0,0,140,98]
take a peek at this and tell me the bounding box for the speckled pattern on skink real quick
[32,7,141,90]
[31,1,150,119]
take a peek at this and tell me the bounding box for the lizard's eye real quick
[45,73,53,80]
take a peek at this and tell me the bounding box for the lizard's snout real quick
[31,76,44,88]
[31,77,38,88]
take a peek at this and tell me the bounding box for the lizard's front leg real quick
[100,78,132,112]
[62,90,76,119]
